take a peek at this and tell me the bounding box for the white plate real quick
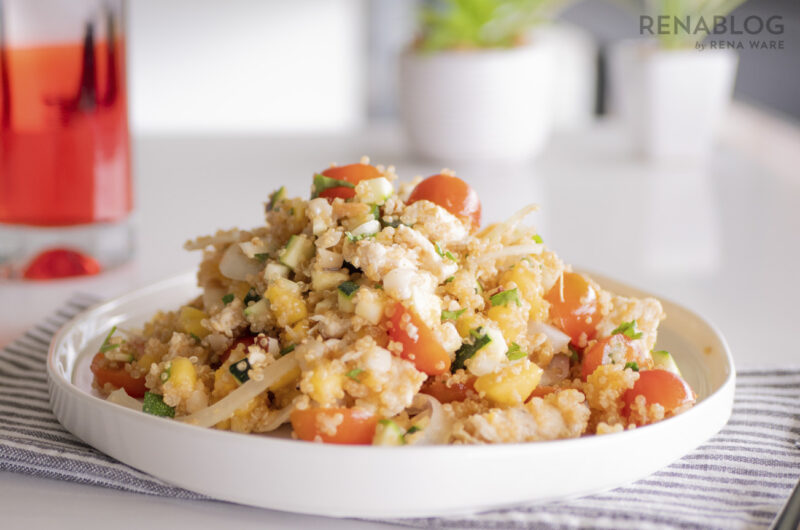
[47,271,735,518]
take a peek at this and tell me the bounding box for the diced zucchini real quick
[652,350,682,376]
[243,298,269,319]
[229,358,251,383]
[267,186,286,211]
[356,177,393,205]
[264,262,290,281]
[312,173,354,198]
[347,219,380,240]
[311,269,350,291]
[142,392,175,418]
[338,291,355,313]
[337,281,360,313]
[279,234,315,271]
[452,329,492,372]
[337,281,360,298]
[373,419,406,446]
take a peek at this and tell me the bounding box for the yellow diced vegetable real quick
[487,304,526,344]
[305,365,344,406]
[272,364,301,391]
[179,306,210,338]
[168,357,197,390]
[474,359,543,406]
[456,313,480,338]
[503,262,548,322]
[137,353,158,372]
[266,278,307,326]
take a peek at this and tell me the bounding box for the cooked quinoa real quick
[91,158,696,445]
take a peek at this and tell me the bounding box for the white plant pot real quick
[400,41,555,162]
[608,40,738,161]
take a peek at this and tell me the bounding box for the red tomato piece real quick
[526,385,559,401]
[623,369,695,421]
[581,334,637,381]
[544,272,598,346]
[290,407,378,444]
[318,163,381,201]
[23,248,101,280]
[420,376,475,404]
[387,303,451,375]
[407,174,481,229]
[90,352,147,398]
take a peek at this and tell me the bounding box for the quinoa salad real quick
[91,158,696,445]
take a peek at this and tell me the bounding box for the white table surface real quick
[1,106,798,527]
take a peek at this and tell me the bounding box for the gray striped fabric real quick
[1,296,798,529]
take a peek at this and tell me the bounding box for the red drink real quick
[0,1,133,279]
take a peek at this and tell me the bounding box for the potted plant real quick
[400,0,567,162]
[608,0,745,161]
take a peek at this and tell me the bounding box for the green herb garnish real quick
[254,252,270,262]
[345,231,375,243]
[337,281,360,298]
[532,234,543,244]
[369,204,380,220]
[568,345,580,363]
[222,293,234,305]
[346,368,364,381]
[229,358,251,383]
[279,344,296,356]
[490,288,521,307]
[434,241,457,262]
[444,276,455,284]
[611,320,643,340]
[506,342,527,361]
[266,186,286,211]
[99,326,121,353]
[142,392,175,418]
[243,288,261,306]
[452,328,492,372]
[312,173,355,198]
[190,333,201,344]
[441,308,466,322]
[624,361,640,372]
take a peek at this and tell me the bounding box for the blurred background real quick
[125,0,799,134]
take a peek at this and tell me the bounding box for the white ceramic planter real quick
[400,40,555,162]
[609,40,738,161]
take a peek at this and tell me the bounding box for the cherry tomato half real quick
[318,163,381,201]
[387,303,451,375]
[623,369,695,422]
[420,376,476,404]
[90,353,147,398]
[544,272,598,346]
[581,334,637,381]
[290,407,378,444]
[407,174,481,229]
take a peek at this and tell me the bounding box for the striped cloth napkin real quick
[1,296,799,529]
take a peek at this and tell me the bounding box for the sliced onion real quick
[481,204,539,241]
[528,321,570,353]
[219,243,263,281]
[539,354,570,387]
[178,352,299,428]
[257,402,295,433]
[407,393,449,445]
[477,243,543,263]
[106,388,142,412]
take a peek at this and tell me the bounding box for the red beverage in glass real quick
[0,1,132,279]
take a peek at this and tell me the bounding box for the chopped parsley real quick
[624,361,640,372]
[99,326,121,353]
[311,173,355,198]
[279,344,296,356]
[243,288,261,306]
[222,293,234,305]
[611,320,643,340]
[254,252,270,262]
[434,241,457,262]
[142,392,175,418]
[452,328,492,372]
[346,368,364,381]
[337,280,360,298]
[506,342,527,361]
[404,425,421,440]
[441,308,466,322]
[229,358,251,383]
[490,288,521,307]
[532,234,543,244]
[444,276,455,284]
[568,345,580,363]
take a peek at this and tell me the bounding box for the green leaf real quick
[279,344,295,356]
[441,308,466,322]
[222,293,234,305]
[229,358,251,383]
[99,326,121,353]
[506,342,527,360]
[346,368,364,381]
[624,361,640,372]
[490,288,521,307]
[452,329,492,372]
[532,234,543,244]
[611,320,643,340]
[312,173,354,198]
[337,281,360,298]
[142,392,175,418]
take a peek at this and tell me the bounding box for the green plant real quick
[417,0,568,52]
[617,0,749,49]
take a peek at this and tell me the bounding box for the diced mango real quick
[503,262,548,322]
[212,365,238,400]
[487,304,526,344]
[266,278,307,326]
[179,306,210,338]
[306,365,344,406]
[232,281,251,300]
[137,353,158,372]
[168,357,197,390]
[272,364,301,391]
[474,359,543,406]
[456,313,480,338]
